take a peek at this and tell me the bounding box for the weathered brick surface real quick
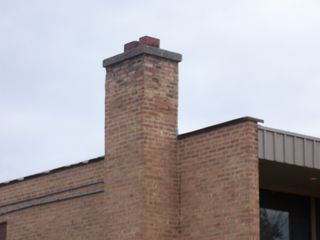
[104,54,179,240]
[178,121,260,240]
[0,159,105,240]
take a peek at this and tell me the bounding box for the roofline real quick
[258,125,320,142]
[0,156,104,188]
[178,116,264,139]
[0,117,264,187]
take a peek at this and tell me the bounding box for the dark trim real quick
[103,45,182,68]
[0,156,104,188]
[0,180,104,209]
[0,221,6,240]
[178,116,264,139]
[0,190,104,217]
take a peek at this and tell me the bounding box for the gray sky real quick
[1,0,320,182]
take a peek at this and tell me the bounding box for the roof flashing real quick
[178,116,263,139]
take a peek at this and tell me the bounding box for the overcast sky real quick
[1,0,320,182]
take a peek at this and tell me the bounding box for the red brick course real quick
[139,36,160,48]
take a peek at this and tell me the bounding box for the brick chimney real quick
[103,36,182,239]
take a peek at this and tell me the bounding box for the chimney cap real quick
[124,36,160,52]
[103,37,182,68]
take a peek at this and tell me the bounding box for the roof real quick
[0,117,264,187]
[2,116,320,187]
[0,156,104,188]
[258,125,320,169]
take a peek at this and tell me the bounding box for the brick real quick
[105,52,179,240]
[139,36,160,48]
[0,159,106,240]
[178,121,260,240]
[124,40,139,52]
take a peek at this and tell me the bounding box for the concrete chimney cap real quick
[103,36,182,68]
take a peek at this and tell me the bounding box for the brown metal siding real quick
[258,126,320,169]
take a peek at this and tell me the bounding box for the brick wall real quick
[178,119,260,240]
[104,37,181,240]
[0,158,105,240]
[0,37,263,240]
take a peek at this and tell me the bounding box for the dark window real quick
[0,222,6,240]
[260,208,289,240]
[260,190,311,240]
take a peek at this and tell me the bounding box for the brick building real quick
[1,36,320,240]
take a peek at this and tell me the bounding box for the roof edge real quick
[178,116,264,139]
[258,125,320,142]
[0,156,104,188]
